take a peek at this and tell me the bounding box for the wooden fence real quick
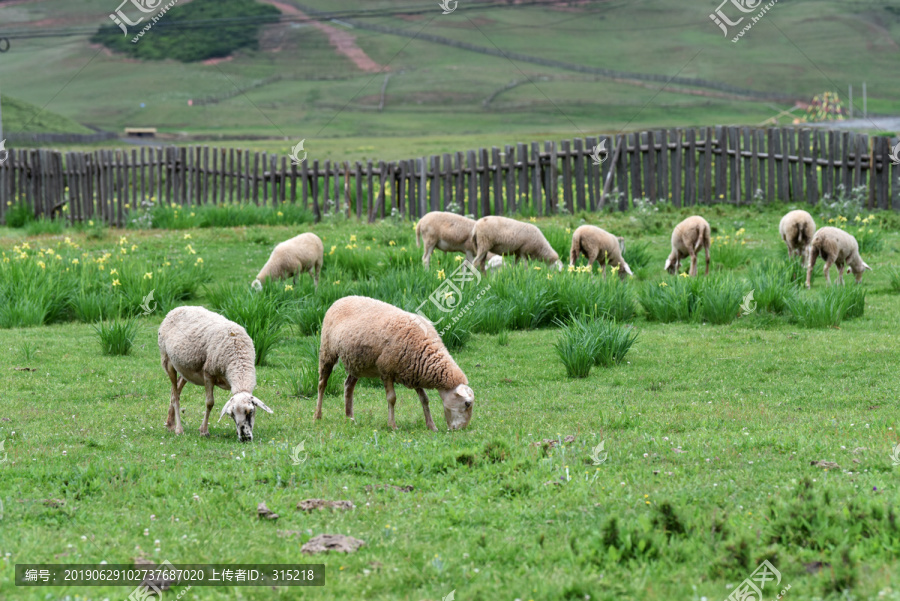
[1,125,898,227]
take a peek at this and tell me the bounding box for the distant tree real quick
[92,0,280,63]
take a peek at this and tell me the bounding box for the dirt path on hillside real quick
[259,0,386,73]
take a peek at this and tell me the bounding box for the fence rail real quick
[1,125,898,227]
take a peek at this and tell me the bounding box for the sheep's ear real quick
[664,257,672,271]
[218,398,234,422]
[864,262,872,271]
[455,384,474,401]
[252,397,274,414]
[617,237,626,254]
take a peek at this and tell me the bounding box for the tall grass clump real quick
[622,240,652,270]
[206,282,292,365]
[786,285,865,328]
[710,229,750,269]
[554,319,594,378]
[554,314,638,377]
[286,335,346,398]
[144,203,313,230]
[0,260,70,328]
[748,257,803,314]
[888,267,900,293]
[639,277,702,322]
[697,274,746,325]
[554,272,636,322]
[92,317,139,356]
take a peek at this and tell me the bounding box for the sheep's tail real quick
[569,231,581,265]
[693,225,707,251]
[796,221,808,245]
[415,221,421,248]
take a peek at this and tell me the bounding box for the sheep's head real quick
[439,384,474,431]
[617,236,626,255]
[218,392,273,442]
[549,259,563,272]
[618,260,633,280]
[664,252,679,274]
[250,279,263,292]
[846,260,872,282]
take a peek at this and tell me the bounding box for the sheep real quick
[471,216,563,272]
[805,226,871,288]
[664,216,711,277]
[569,225,633,279]
[158,306,273,442]
[251,232,323,291]
[315,296,474,432]
[779,210,816,262]
[415,211,499,268]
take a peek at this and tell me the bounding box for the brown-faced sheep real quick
[315,296,474,432]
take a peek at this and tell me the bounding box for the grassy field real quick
[1,0,898,145]
[1,202,900,600]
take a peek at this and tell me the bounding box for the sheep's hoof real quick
[199,429,210,437]
[175,427,184,435]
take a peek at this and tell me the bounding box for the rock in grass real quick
[300,534,365,555]
[365,484,413,493]
[257,502,279,520]
[810,460,840,470]
[297,499,355,512]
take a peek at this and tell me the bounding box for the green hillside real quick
[0,95,94,135]
[0,0,897,145]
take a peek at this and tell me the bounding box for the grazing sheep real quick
[779,210,816,262]
[806,226,871,288]
[252,232,323,291]
[415,211,499,268]
[569,225,633,279]
[315,296,474,432]
[471,216,563,272]
[158,306,273,442]
[664,216,711,277]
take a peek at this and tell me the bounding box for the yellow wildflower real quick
[184,233,192,239]
[350,235,357,242]
[533,266,541,271]
[112,279,121,287]
[389,240,396,246]
[567,264,575,272]
[277,211,283,217]
[195,258,204,265]
[110,269,118,275]
[437,269,446,280]
[144,272,153,280]
[659,282,668,287]
[72,259,79,265]
[88,220,94,226]
[854,215,861,222]
[131,245,137,251]
[345,244,354,250]
[284,284,293,291]
[529,217,536,223]
[455,256,463,262]
[400,247,407,252]
[119,236,128,245]
[38,261,46,270]
[333,280,341,285]
[186,245,196,255]
[679,272,689,278]
[329,245,337,255]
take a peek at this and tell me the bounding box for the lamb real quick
[315,296,474,432]
[805,226,871,288]
[779,210,816,262]
[158,306,273,442]
[471,216,563,272]
[251,232,323,291]
[664,216,711,277]
[569,225,633,279]
[415,211,499,268]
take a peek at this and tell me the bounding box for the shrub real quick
[786,286,865,328]
[93,317,139,356]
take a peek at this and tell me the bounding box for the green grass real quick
[1,204,900,601]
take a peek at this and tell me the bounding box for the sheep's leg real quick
[314,262,321,289]
[416,388,438,432]
[384,379,397,430]
[422,242,435,268]
[344,374,358,419]
[198,379,216,437]
[688,251,698,277]
[314,357,336,421]
[806,248,818,288]
[586,249,599,272]
[704,245,710,276]
[822,259,834,285]
[163,360,186,434]
[836,261,845,285]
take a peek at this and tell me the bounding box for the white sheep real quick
[315,296,474,431]
[471,216,563,272]
[252,232,323,291]
[158,306,273,442]
[779,210,816,262]
[806,226,871,288]
[569,225,633,279]
[664,216,711,277]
